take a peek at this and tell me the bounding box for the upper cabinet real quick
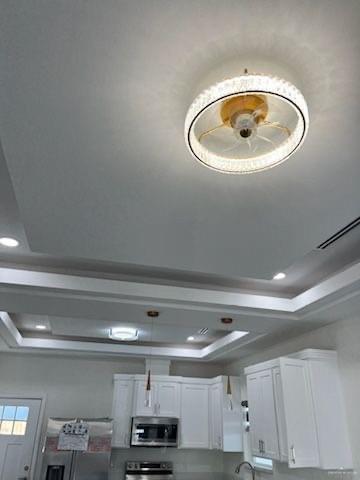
[210,377,243,452]
[245,349,353,470]
[112,374,244,452]
[133,379,180,417]
[180,383,210,449]
[112,376,134,448]
[156,381,180,417]
[247,369,279,459]
[279,358,320,468]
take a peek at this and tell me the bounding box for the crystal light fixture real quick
[144,310,157,408]
[145,368,152,408]
[185,72,309,174]
[226,376,233,411]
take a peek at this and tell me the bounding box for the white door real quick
[133,381,156,416]
[272,367,288,462]
[156,382,180,417]
[210,383,223,450]
[180,383,209,449]
[247,373,262,456]
[279,358,320,468]
[112,379,134,447]
[0,398,41,480]
[259,370,279,460]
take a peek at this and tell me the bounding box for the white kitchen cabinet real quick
[111,377,134,447]
[133,380,155,416]
[279,357,319,468]
[294,350,353,469]
[245,349,353,470]
[180,383,209,449]
[156,381,180,417]
[133,379,180,417]
[112,374,242,452]
[246,370,279,459]
[210,382,223,450]
[272,367,288,462]
[210,376,243,452]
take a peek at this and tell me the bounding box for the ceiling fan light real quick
[185,73,309,174]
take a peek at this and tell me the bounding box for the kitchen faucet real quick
[235,461,255,480]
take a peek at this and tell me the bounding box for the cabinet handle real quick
[258,439,265,454]
[157,403,160,415]
[290,444,296,464]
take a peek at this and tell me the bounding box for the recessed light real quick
[110,327,138,341]
[273,272,286,280]
[35,325,47,330]
[187,336,195,341]
[0,237,19,247]
[147,310,159,318]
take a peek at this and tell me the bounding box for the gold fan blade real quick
[198,123,227,143]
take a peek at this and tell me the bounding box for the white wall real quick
[225,316,360,480]
[0,352,224,479]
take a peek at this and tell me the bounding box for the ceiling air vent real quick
[198,327,209,335]
[317,216,360,250]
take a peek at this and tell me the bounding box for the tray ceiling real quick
[1,0,360,280]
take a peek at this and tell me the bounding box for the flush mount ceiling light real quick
[185,72,309,174]
[0,237,19,247]
[110,327,138,341]
[35,324,47,330]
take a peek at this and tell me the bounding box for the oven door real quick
[131,417,178,447]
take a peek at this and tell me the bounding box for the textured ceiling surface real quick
[1,0,360,280]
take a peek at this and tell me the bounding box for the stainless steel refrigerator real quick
[41,417,112,480]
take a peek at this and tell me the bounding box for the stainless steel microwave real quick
[130,417,179,447]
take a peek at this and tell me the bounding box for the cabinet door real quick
[180,383,209,449]
[112,379,134,447]
[156,381,180,417]
[222,376,243,452]
[133,380,156,416]
[273,367,288,462]
[247,373,262,456]
[279,358,320,468]
[259,370,279,460]
[210,383,223,450]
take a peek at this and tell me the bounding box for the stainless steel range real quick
[125,462,173,480]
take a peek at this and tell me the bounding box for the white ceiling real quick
[14,313,225,347]
[1,0,360,280]
[0,0,360,361]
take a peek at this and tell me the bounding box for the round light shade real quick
[110,327,138,341]
[185,74,309,174]
[0,237,19,247]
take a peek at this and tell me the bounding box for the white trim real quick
[0,312,253,360]
[1,259,360,359]
[1,259,360,316]
[0,267,294,312]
